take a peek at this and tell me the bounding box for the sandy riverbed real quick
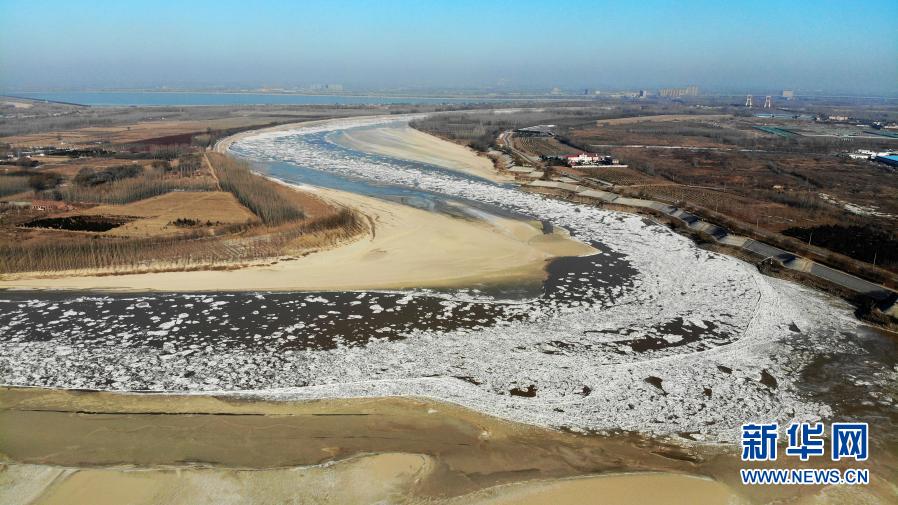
[0,387,749,505]
[0,464,748,505]
[334,123,514,183]
[3,387,890,505]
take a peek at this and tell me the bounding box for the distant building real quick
[659,85,699,98]
[853,149,898,160]
[638,90,649,98]
[782,89,794,100]
[562,153,620,166]
[563,153,603,165]
[309,84,344,92]
[515,125,556,137]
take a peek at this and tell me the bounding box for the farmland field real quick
[503,111,898,275]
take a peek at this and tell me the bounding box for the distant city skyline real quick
[1,0,896,96]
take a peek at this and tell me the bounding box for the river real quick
[1,117,895,448]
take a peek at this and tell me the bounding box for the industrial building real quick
[659,85,699,98]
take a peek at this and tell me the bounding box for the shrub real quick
[27,172,62,192]
[0,175,31,197]
[171,218,201,227]
[74,164,143,186]
[150,160,171,171]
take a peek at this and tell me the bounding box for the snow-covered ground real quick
[1,116,894,443]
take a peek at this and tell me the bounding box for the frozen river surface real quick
[1,116,895,442]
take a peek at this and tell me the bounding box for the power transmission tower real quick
[764,96,772,108]
[745,95,753,108]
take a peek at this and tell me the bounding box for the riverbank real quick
[0,183,594,291]
[2,386,892,504]
[0,387,757,505]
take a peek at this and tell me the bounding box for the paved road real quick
[808,263,895,301]
[499,130,544,167]
[742,239,892,300]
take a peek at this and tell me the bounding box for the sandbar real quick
[333,123,513,183]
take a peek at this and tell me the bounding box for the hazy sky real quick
[1,0,896,94]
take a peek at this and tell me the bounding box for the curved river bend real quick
[1,116,895,443]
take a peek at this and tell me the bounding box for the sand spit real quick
[333,123,514,183]
[0,184,594,291]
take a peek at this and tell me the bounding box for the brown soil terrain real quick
[74,191,257,237]
[2,387,895,504]
[514,136,579,157]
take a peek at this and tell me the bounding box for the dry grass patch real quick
[590,166,661,186]
[75,191,257,237]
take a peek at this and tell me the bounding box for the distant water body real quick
[9,91,515,107]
